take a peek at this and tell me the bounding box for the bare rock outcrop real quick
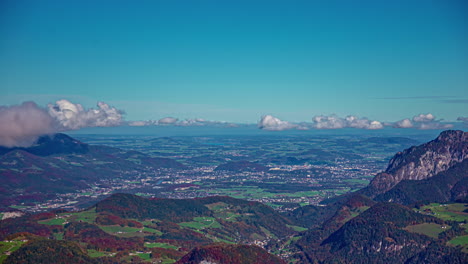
[367,130,468,195]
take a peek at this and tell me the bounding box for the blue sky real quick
[1,0,467,124]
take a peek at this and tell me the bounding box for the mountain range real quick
[0,133,186,210]
[1,130,467,263]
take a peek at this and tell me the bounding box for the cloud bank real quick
[1,99,461,148]
[312,115,383,130]
[393,113,453,129]
[258,115,297,131]
[0,102,55,147]
[457,117,468,127]
[412,113,435,122]
[128,117,236,127]
[0,100,123,147]
[158,117,178,124]
[393,118,413,128]
[257,113,453,131]
[48,100,123,130]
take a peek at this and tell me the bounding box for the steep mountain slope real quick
[375,159,468,205]
[362,130,468,199]
[286,193,375,229]
[288,131,468,263]
[291,202,467,263]
[317,203,447,263]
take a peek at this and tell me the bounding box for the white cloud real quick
[394,113,453,129]
[126,117,236,127]
[258,115,297,131]
[0,102,55,147]
[128,121,149,126]
[393,118,413,128]
[312,115,383,130]
[418,122,453,130]
[176,118,227,126]
[48,100,123,130]
[368,120,384,129]
[158,117,178,124]
[412,113,435,122]
[313,115,346,129]
[0,100,125,147]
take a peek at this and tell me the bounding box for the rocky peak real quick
[436,130,468,143]
[368,130,468,195]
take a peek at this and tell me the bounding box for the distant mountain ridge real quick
[0,133,89,156]
[0,133,187,210]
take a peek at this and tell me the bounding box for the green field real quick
[0,240,25,263]
[205,203,242,222]
[223,212,241,222]
[53,232,64,240]
[419,203,468,222]
[137,253,151,260]
[38,218,65,225]
[198,186,322,207]
[343,178,371,185]
[204,202,228,211]
[8,205,28,209]
[87,249,112,258]
[64,208,97,223]
[143,227,162,235]
[449,235,468,245]
[286,225,308,232]
[179,217,221,230]
[100,225,141,234]
[448,235,468,253]
[145,242,178,250]
[404,223,449,238]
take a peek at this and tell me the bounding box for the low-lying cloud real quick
[258,115,297,131]
[312,115,383,130]
[412,113,435,122]
[158,117,178,124]
[48,100,123,130]
[1,99,462,148]
[127,117,236,127]
[393,118,413,128]
[0,100,124,147]
[393,113,453,130]
[0,102,55,147]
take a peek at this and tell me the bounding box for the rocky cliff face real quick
[367,130,468,195]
